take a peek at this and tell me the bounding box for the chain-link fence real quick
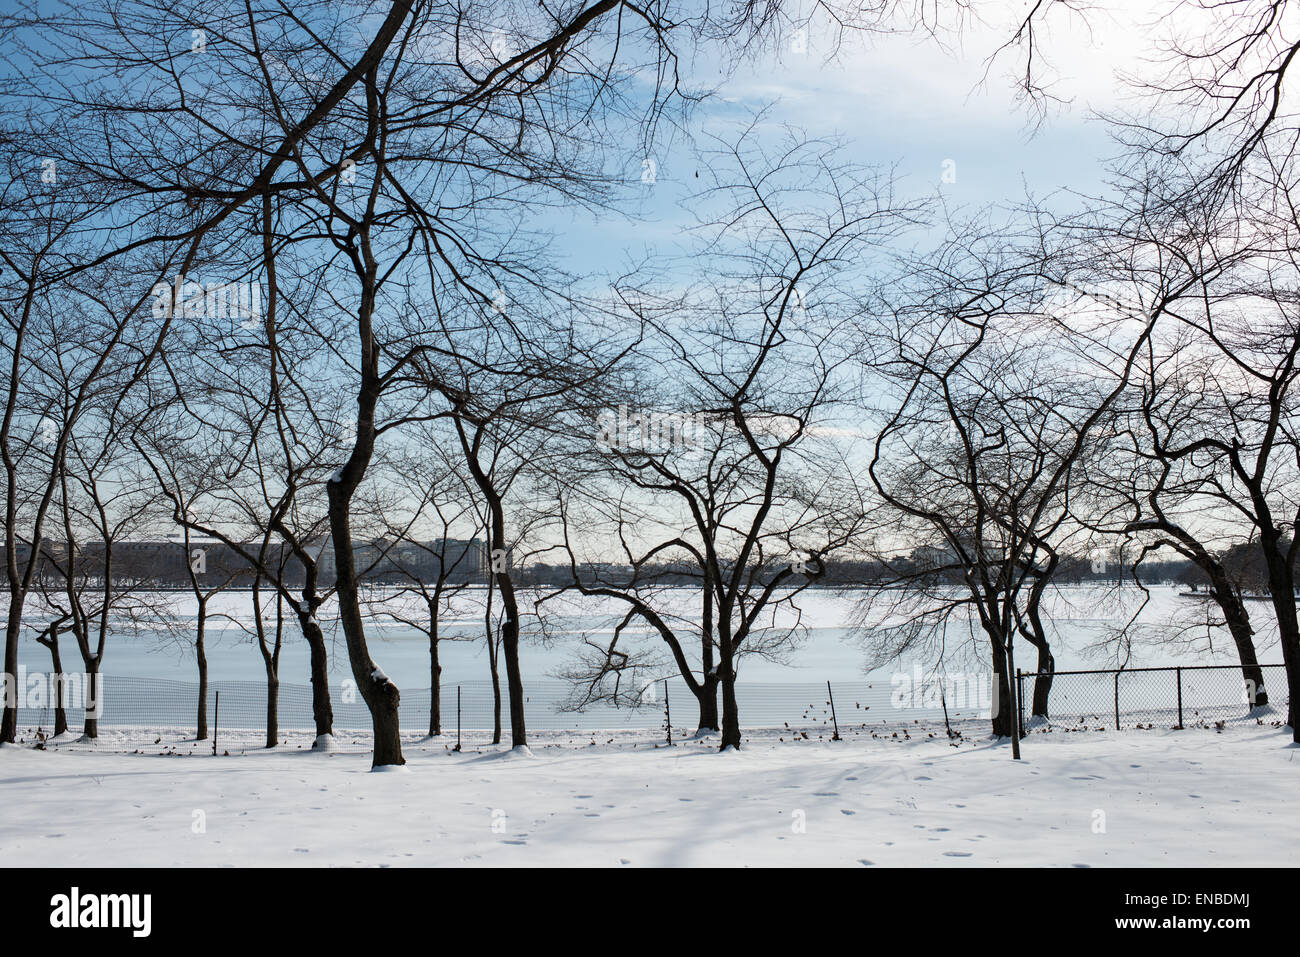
[8,664,1289,745]
[1016,664,1289,732]
[9,672,976,742]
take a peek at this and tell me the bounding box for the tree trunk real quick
[82,657,101,738]
[43,626,68,737]
[696,673,719,733]
[327,482,404,768]
[717,636,740,750]
[487,508,527,748]
[195,602,208,740]
[1005,637,1021,758]
[265,672,279,749]
[457,421,526,747]
[1031,643,1054,718]
[323,216,403,768]
[490,656,502,745]
[1145,521,1272,708]
[989,637,1015,739]
[1,600,23,742]
[1206,574,1268,707]
[429,605,441,737]
[1021,568,1056,719]
[298,612,334,739]
[499,608,526,747]
[486,580,501,744]
[1258,534,1299,740]
[698,574,718,732]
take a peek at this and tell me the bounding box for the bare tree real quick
[34,399,162,738]
[864,205,1193,752]
[362,434,482,738]
[1087,353,1273,706]
[135,263,348,747]
[546,129,896,749]
[127,420,247,740]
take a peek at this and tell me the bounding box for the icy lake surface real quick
[5,584,1286,688]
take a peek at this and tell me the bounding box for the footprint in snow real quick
[840,810,856,816]
[914,776,932,782]
[858,859,875,866]
[942,851,973,857]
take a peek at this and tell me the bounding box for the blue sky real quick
[557,0,1155,278]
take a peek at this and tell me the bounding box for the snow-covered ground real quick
[3,584,1293,868]
[2,721,1296,867]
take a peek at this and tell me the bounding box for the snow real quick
[1,721,1296,866]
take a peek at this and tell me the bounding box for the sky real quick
[557,0,1160,277]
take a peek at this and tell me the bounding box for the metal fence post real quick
[1016,669,1025,739]
[1113,672,1120,730]
[827,680,841,741]
[1175,667,1184,730]
[212,689,219,756]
